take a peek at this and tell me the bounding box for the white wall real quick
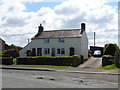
[20,35,88,59]
[80,31,88,59]
[20,37,82,57]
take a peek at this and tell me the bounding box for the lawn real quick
[1,64,73,68]
[98,64,118,70]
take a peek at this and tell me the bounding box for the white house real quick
[20,23,88,59]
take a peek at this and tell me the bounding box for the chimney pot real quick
[80,23,86,34]
[81,23,85,30]
[38,24,44,33]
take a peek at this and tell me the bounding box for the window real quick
[31,48,36,56]
[61,48,65,54]
[27,50,31,56]
[44,48,50,54]
[59,38,64,43]
[44,39,50,43]
[57,48,65,55]
[57,49,61,54]
[70,47,75,56]
[37,48,42,56]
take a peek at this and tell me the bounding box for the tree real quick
[3,49,19,58]
[6,44,23,50]
[103,43,119,56]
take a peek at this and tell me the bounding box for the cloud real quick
[2,17,27,27]
[0,0,118,47]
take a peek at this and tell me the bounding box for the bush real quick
[72,55,84,67]
[3,49,19,58]
[102,43,120,67]
[0,57,13,65]
[103,43,119,56]
[16,55,83,67]
[17,56,73,66]
[102,55,114,66]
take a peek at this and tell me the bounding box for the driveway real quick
[79,57,102,68]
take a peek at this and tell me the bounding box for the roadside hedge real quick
[0,57,13,65]
[102,55,114,67]
[102,43,120,67]
[16,55,84,67]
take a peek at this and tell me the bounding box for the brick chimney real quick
[80,23,85,34]
[38,24,44,33]
[34,24,44,38]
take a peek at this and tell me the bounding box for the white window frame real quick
[57,48,65,55]
[44,38,50,43]
[59,38,64,43]
[44,48,50,55]
[57,48,61,55]
[61,48,65,54]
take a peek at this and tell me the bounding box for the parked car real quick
[93,50,101,57]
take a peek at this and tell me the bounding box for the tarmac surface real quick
[1,65,119,75]
[2,68,119,88]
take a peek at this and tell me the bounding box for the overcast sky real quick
[0,0,119,47]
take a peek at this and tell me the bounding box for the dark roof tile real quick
[32,29,82,39]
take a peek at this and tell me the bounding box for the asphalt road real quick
[2,69,119,88]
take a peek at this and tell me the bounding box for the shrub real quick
[1,57,13,65]
[72,55,83,67]
[102,55,114,66]
[103,43,118,56]
[16,55,83,67]
[3,49,19,58]
[17,56,73,66]
[102,43,120,67]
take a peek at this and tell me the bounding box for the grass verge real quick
[98,64,118,70]
[1,64,73,68]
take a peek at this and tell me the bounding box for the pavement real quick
[0,66,119,75]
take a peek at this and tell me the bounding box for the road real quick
[2,69,118,88]
[79,57,102,68]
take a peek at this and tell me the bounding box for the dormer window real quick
[59,38,64,43]
[44,38,50,43]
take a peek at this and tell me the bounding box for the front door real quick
[37,48,42,56]
[52,48,55,56]
[70,47,75,56]
[27,50,31,56]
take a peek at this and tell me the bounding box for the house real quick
[0,38,5,52]
[20,23,88,59]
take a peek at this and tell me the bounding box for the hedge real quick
[16,55,84,67]
[102,43,120,67]
[102,55,114,66]
[0,57,13,65]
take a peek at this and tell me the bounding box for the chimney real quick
[80,23,85,34]
[35,24,44,38]
[38,24,44,33]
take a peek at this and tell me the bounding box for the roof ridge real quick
[43,29,81,32]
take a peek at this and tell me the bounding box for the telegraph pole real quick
[28,39,30,44]
[94,32,95,47]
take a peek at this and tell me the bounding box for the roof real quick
[32,29,83,39]
[0,38,5,42]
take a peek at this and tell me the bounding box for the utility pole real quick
[94,32,95,47]
[28,39,30,44]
